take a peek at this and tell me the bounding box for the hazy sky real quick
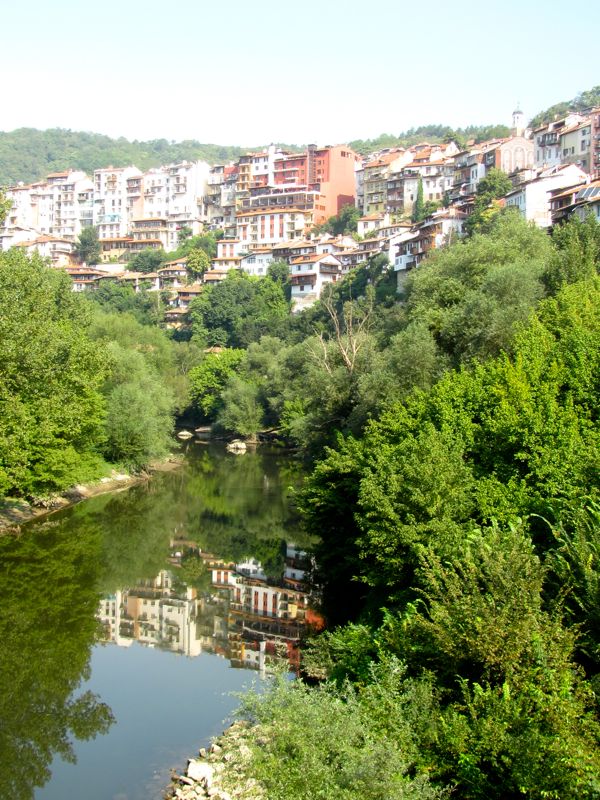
[2,0,598,146]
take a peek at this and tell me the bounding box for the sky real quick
[1,0,598,147]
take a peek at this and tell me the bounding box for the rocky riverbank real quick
[0,455,184,534]
[164,721,264,800]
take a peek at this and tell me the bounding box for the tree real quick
[267,259,292,301]
[74,226,101,265]
[544,212,600,292]
[189,271,289,348]
[86,281,165,325]
[0,190,10,226]
[127,247,166,273]
[0,250,108,498]
[178,225,193,243]
[186,248,210,282]
[312,203,360,236]
[411,177,425,223]
[188,348,246,419]
[216,376,264,437]
[464,169,513,236]
[230,665,444,800]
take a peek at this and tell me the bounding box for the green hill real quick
[529,85,600,128]
[0,128,253,186]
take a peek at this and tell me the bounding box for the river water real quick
[0,444,310,800]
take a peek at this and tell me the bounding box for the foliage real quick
[403,210,551,364]
[186,248,210,281]
[189,270,289,348]
[312,203,360,236]
[165,230,222,263]
[127,247,167,273]
[530,84,600,128]
[0,190,10,225]
[216,377,264,437]
[188,348,246,419]
[464,169,514,236]
[544,211,600,292]
[267,259,292,302]
[86,281,165,326]
[0,128,249,185]
[231,663,446,800]
[303,274,600,618]
[349,123,511,157]
[87,312,178,466]
[74,226,101,265]
[411,177,425,223]
[0,250,108,497]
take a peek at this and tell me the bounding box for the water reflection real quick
[1,445,315,798]
[98,541,321,673]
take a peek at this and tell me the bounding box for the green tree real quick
[267,259,292,301]
[186,248,210,282]
[0,250,108,498]
[544,212,600,292]
[217,376,264,437]
[464,169,513,236]
[411,177,425,223]
[86,281,165,325]
[127,247,166,273]
[74,226,101,265]
[312,203,361,236]
[0,190,10,225]
[230,664,445,800]
[188,348,246,419]
[189,270,289,348]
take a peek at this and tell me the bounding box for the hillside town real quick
[1,107,600,314]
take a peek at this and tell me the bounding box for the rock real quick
[177,430,194,440]
[226,439,246,453]
[198,747,207,758]
[210,743,222,755]
[187,759,214,787]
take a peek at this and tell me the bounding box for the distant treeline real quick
[529,84,600,128]
[1,86,599,185]
[0,129,253,186]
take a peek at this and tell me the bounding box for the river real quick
[0,444,311,800]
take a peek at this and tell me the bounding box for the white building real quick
[93,165,143,239]
[504,163,588,228]
[290,253,342,311]
[394,208,466,279]
[533,113,586,169]
[240,249,274,277]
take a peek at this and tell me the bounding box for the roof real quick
[236,208,310,218]
[290,253,341,265]
[177,284,203,293]
[162,256,188,266]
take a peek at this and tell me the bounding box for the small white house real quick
[290,253,342,311]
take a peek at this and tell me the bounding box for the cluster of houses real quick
[98,543,319,672]
[2,106,599,312]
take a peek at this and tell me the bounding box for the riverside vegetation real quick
[1,194,600,797]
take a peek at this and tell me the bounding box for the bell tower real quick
[512,106,525,137]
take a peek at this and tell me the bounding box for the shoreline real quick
[0,454,184,534]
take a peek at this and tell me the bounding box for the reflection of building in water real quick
[97,544,322,671]
[212,544,322,673]
[98,571,204,657]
